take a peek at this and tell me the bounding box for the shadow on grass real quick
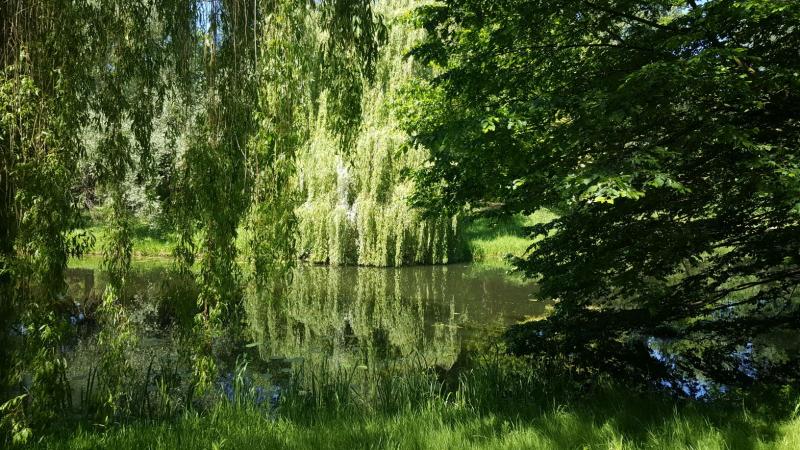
[32,352,799,450]
[34,389,798,449]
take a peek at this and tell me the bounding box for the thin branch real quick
[520,42,658,53]
[583,1,678,32]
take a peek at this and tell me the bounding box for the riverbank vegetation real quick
[78,212,536,266]
[15,343,800,449]
[33,407,800,450]
[3,0,799,448]
[29,368,800,450]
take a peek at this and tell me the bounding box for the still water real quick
[66,262,545,374]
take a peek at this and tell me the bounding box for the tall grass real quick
[29,353,800,449]
[31,390,800,449]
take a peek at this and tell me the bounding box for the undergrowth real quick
[19,352,800,450]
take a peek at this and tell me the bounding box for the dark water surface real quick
[65,261,545,376]
[63,261,784,401]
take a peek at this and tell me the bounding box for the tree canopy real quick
[1,0,384,431]
[407,0,800,389]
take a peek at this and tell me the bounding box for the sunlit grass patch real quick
[465,209,557,268]
[82,222,178,258]
[32,395,800,450]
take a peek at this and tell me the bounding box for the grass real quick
[84,223,178,258]
[81,209,557,269]
[30,389,800,449]
[465,210,557,269]
[24,352,800,450]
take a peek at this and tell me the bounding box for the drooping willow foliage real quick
[1,0,183,427]
[1,0,383,437]
[296,0,467,267]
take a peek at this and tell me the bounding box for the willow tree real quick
[168,0,384,387]
[1,0,195,429]
[2,0,384,438]
[297,0,467,267]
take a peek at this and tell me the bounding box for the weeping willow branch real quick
[1,0,387,431]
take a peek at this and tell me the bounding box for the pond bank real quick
[12,253,798,449]
[80,211,552,270]
[41,214,800,450]
[30,363,800,449]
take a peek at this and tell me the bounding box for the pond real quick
[64,260,547,403]
[60,260,783,404]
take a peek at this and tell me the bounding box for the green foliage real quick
[297,0,468,267]
[90,291,139,424]
[2,56,88,446]
[2,0,191,438]
[23,356,800,449]
[408,0,800,388]
[2,0,386,442]
[243,1,312,333]
[0,395,31,446]
[22,316,73,428]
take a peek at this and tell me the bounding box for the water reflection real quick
[66,262,543,371]
[244,264,546,370]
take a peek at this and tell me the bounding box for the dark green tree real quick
[406,0,800,389]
